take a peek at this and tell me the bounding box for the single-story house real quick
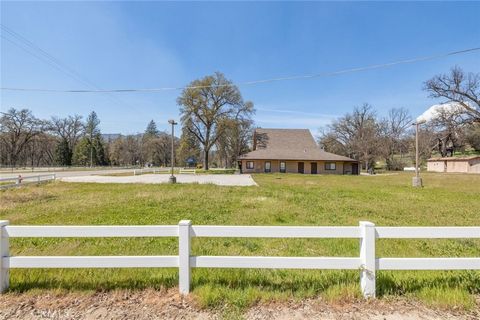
[427,156,480,174]
[238,128,359,174]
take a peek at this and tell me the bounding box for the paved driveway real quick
[61,174,257,186]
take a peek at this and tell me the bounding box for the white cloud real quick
[256,106,338,118]
[416,102,468,123]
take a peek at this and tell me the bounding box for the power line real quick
[0,24,136,108]
[1,37,479,93]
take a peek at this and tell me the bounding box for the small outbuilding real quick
[427,156,480,174]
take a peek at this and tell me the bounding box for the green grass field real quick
[0,172,479,313]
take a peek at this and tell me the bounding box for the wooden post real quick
[359,221,376,298]
[179,220,191,294]
[0,220,9,293]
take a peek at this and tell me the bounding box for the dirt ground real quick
[0,290,478,320]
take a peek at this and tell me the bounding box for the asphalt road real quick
[0,169,135,179]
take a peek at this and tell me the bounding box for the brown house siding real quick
[240,160,355,175]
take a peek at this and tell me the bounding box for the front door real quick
[311,162,317,174]
[298,162,304,174]
[352,163,359,175]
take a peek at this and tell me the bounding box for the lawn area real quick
[0,172,479,312]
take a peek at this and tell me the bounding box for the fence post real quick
[179,220,192,294]
[0,220,10,293]
[359,221,376,298]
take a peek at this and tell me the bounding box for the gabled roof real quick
[238,128,357,162]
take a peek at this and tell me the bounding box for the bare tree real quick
[428,106,469,157]
[25,133,57,167]
[0,108,44,167]
[425,66,480,122]
[319,104,382,171]
[380,108,412,170]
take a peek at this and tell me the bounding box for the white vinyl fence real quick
[133,168,161,176]
[0,174,56,190]
[179,168,196,174]
[0,220,479,297]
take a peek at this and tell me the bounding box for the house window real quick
[325,162,336,170]
[265,161,271,173]
[280,161,286,173]
[246,161,254,169]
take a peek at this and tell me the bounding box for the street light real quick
[412,119,426,187]
[168,119,178,184]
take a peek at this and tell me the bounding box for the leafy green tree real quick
[144,120,159,139]
[73,112,107,166]
[55,138,72,165]
[177,122,201,166]
[85,111,101,167]
[72,134,107,166]
[177,72,254,170]
[72,137,90,166]
[465,123,480,151]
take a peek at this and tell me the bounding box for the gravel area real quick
[61,174,257,186]
[0,290,477,320]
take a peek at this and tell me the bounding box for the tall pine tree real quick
[72,111,107,166]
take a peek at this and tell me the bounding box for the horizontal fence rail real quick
[5,225,178,238]
[0,220,479,297]
[0,174,56,189]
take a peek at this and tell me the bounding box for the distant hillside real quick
[101,134,122,141]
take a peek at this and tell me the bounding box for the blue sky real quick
[1,1,479,135]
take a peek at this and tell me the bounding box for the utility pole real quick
[412,120,426,187]
[168,119,178,184]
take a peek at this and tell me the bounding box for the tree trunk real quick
[204,149,209,170]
